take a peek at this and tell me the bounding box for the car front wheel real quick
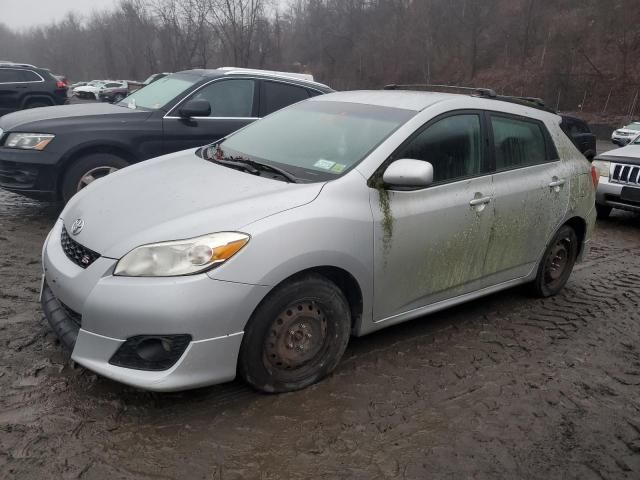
[239,274,351,393]
[531,225,579,298]
[61,153,129,203]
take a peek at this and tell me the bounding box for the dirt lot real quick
[1,188,640,480]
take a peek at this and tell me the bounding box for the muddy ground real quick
[1,188,640,480]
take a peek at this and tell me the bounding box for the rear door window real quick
[0,69,25,83]
[260,81,311,117]
[490,115,551,170]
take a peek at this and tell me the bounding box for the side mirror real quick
[179,99,211,118]
[383,159,434,188]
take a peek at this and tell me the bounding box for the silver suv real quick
[41,90,597,393]
[593,138,640,218]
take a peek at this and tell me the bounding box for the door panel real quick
[484,114,570,284]
[372,176,495,321]
[485,163,569,284]
[371,112,494,321]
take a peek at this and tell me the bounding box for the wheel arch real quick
[56,142,137,198]
[21,94,55,108]
[564,216,587,258]
[247,265,365,335]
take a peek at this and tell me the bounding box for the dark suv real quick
[0,68,332,203]
[0,63,68,116]
[561,115,597,161]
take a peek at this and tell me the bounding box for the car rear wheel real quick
[61,153,129,203]
[239,274,351,393]
[113,93,125,103]
[596,205,612,219]
[530,225,579,298]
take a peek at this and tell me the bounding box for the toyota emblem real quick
[71,218,84,236]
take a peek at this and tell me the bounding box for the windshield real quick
[207,100,415,182]
[625,123,640,131]
[118,73,200,110]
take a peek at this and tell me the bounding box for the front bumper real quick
[42,220,270,391]
[0,148,60,199]
[596,176,640,213]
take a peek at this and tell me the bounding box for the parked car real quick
[70,81,88,90]
[40,89,597,393]
[592,137,640,218]
[97,82,129,103]
[611,121,640,146]
[0,62,68,116]
[0,68,332,203]
[73,80,107,99]
[561,115,596,160]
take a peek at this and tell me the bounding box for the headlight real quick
[592,160,610,178]
[5,133,55,150]
[114,232,250,277]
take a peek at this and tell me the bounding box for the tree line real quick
[1,0,639,115]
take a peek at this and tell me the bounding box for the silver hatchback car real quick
[41,90,597,393]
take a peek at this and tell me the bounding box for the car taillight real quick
[56,81,66,88]
[591,166,599,188]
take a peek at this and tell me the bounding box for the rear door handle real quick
[549,178,566,192]
[469,196,492,207]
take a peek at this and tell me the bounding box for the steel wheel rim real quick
[544,237,571,284]
[77,166,119,192]
[264,301,328,373]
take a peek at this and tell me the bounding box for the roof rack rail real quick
[383,84,557,114]
[0,62,37,68]
[493,95,557,114]
[384,83,497,98]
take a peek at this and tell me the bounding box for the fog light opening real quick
[109,334,192,371]
[136,337,173,362]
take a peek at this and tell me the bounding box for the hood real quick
[615,128,640,134]
[0,103,151,132]
[60,150,325,258]
[597,144,640,165]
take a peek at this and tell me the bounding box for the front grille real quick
[61,226,100,268]
[611,163,640,186]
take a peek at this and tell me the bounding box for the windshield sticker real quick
[314,159,336,170]
[331,163,346,173]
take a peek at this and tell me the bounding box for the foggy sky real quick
[0,0,286,30]
[2,0,119,29]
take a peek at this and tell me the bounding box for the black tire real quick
[530,225,579,298]
[113,93,125,103]
[61,153,129,203]
[596,204,612,219]
[239,274,351,393]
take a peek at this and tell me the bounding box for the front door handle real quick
[549,177,566,192]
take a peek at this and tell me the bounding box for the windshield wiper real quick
[206,143,300,183]
[228,157,300,183]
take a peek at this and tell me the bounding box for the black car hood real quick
[0,103,152,132]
